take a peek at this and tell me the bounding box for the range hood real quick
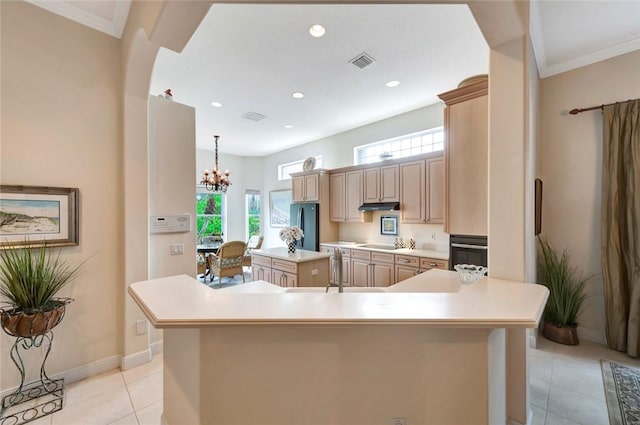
[358,202,400,212]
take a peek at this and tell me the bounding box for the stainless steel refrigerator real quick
[290,203,320,251]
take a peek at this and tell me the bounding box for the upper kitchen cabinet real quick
[363,165,399,203]
[399,155,444,224]
[438,76,488,236]
[291,172,320,202]
[329,170,371,223]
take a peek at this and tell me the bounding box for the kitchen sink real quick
[284,287,387,293]
[358,244,397,250]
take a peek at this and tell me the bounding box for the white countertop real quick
[320,242,449,260]
[129,269,548,329]
[252,247,332,262]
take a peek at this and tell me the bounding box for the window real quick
[246,190,261,239]
[354,128,444,165]
[196,188,225,242]
[278,156,323,180]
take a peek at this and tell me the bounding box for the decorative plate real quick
[303,157,316,171]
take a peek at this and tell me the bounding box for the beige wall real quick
[1,1,123,388]
[538,49,640,343]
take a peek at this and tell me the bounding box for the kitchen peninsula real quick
[129,270,548,425]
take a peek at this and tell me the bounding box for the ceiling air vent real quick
[242,112,266,122]
[349,52,376,69]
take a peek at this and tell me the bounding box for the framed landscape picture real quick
[380,215,398,236]
[0,185,79,249]
[270,189,291,227]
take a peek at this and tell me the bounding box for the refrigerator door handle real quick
[299,208,304,247]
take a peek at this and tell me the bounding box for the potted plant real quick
[0,241,85,337]
[537,237,592,345]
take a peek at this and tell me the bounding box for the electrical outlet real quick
[392,418,406,425]
[136,319,148,335]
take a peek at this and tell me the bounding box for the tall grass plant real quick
[537,237,592,326]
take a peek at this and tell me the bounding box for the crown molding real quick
[25,0,131,39]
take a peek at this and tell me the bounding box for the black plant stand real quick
[0,332,65,425]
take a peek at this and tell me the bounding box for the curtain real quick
[601,99,640,357]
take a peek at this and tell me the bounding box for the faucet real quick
[326,247,344,293]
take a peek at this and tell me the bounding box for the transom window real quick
[278,156,323,181]
[354,128,444,165]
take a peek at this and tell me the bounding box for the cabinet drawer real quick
[271,258,298,274]
[395,255,419,267]
[371,252,394,264]
[419,258,448,270]
[350,249,371,260]
[339,248,351,257]
[251,255,271,267]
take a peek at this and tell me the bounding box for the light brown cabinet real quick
[329,171,370,223]
[399,157,444,224]
[394,255,449,283]
[350,249,395,288]
[251,252,330,287]
[292,173,319,202]
[438,78,488,236]
[363,165,399,203]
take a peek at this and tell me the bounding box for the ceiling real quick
[28,1,640,157]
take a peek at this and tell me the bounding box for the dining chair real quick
[242,235,264,269]
[208,240,246,287]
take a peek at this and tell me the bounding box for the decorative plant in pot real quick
[0,241,85,337]
[537,237,592,345]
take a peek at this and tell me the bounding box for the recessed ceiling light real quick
[284,125,293,129]
[292,92,304,99]
[386,81,400,88]
[309,24,326,38]
[211,101,222,107]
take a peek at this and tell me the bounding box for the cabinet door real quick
[427,157,444,223]
[345,170,364,221]
[395,264,419,283]
[304,174,319,201]
[400,160,426,223]
[329,173,346,222]
[372,262,394,287]
[277,271,297,288]
[292,176,305,202]
[363,168,380,203]
[380,165,399,202]
[351,258,370,287]
[252,265,271,283]
[341,257,351,287]
[446,95,488,235]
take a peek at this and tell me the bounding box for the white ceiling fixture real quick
[309,24,326,38]
[26,0,131,38]
[386,80,400,88]
[211,102,222,108]
[292,92,305,99]
[285,125,294,129]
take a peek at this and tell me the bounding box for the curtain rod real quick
[570,98,637,115]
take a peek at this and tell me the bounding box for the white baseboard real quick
[150,339,163,356]
[578,326,607,345]
[121,348,152,371]
[1,354,121,398]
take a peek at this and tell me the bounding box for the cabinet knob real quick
[429,263,438,267]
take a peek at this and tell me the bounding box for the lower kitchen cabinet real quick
[251,254,272,283]
[395,256,449,283]
[320,245,351,286]
[350,250,395,287]
[251,250,330,287]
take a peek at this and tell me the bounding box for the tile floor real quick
[530,336,640,425]
[12,320,640,424]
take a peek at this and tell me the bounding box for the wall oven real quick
[449,235,488,270]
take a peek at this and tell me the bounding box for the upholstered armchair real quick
[208,241,246,287]
[242,235,264,268]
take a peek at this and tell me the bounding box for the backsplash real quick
[338,212,449,250]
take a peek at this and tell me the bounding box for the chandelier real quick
[201,135,231,192]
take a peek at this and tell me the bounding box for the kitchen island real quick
[251,247,331,287]
[129,269,548,425]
